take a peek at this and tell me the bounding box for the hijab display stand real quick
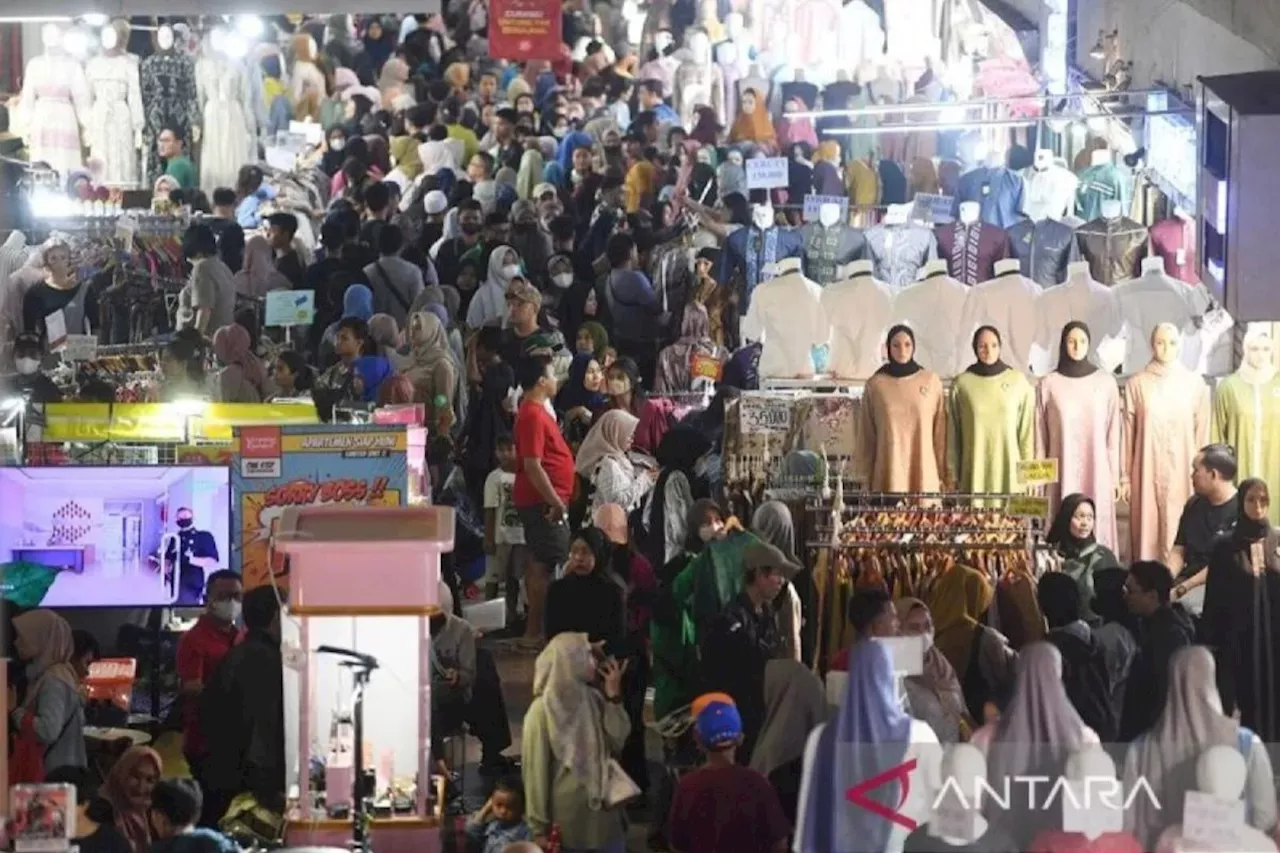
[274,503,455,853]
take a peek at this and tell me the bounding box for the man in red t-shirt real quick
[174,569,243,825]
[512,356,575,644]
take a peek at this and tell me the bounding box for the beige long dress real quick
[857,368,948,493]
[1123,360,1210,561]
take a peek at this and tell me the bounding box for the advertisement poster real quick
[489,0,562,60]
[231,425,409,591]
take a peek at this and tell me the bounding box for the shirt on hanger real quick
[1020,164,1078,221]
[954,167,1025,229]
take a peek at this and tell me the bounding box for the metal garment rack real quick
[793,87,1182,120]
[805,490,1047,551]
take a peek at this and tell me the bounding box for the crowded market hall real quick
[5,0,1280,850]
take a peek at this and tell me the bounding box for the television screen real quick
[0,466,232,608]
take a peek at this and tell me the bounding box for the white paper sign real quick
[45,309,68,349]
[61,334,98,362]
[911,192,957,224]
[746,157,789,190]
[264,289,316,327]
[264,146,298,172]
[1061,780,1123,838]
[1183,790,1247,851]
[289,120,325,146]
[802,195,850,223]
[738,395,792,434]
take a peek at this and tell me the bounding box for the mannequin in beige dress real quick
[1122,323,1210,561]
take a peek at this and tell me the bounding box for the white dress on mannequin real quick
[196,55,256,192]
[17,52,91,178]
[85,52,143,186]
[742,261,828,379]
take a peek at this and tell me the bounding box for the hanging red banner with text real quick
[489,0,563,61]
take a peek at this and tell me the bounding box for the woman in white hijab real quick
[465,245,521,329]
[1123,646,1278,849]
[575,409,653,512]
[521,631,631,852]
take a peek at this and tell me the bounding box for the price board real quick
[1007,495,1050,519]
[738,395,793,435]
[1017,458,1060,486]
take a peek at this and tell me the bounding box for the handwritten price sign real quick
[739,396,793,435]
[1007,495,1050,519]
[1017,458,1060,486]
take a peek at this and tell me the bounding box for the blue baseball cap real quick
[694,696,743,749]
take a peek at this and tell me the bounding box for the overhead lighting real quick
[1090,31,1106,59]
[223,31,249,59]
[234,15,262,39]
[80,13,108,26]
[171,398,208,416]
[209,25,227,53]
[62,27,91,58]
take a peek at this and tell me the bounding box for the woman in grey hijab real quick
[751,658,828,825]
[752,501,808,662]
[1122,646,1277,848]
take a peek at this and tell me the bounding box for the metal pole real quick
[821,107,1193,135]
[793,87,1180,120]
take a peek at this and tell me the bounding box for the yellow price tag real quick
[1017,458,1060,486]
[1008,495,1050,518]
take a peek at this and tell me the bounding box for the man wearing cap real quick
[699,541,795,761]
[501,279,565,369]
[667,693,791,853]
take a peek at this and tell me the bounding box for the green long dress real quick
[948,369,1036,494]
[1212,371,1280,523]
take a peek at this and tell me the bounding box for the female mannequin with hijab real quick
[857,324,948,494]
[1204,479,1280,742]
[1035,322,1122,550]
[1212,329,1280,522]
[1123,322,1210,561]
[947,325,1035,496]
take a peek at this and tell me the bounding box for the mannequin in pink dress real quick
[1036,321,1122,552]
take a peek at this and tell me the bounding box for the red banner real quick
[489,0,563,61]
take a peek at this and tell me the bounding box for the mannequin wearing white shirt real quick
[1111,256,1208,375]
[821,259,893,379]
[741,256,827,378]
[892,259,968,378]
[1035,260,1122,371]
[1020,148,1078,222]
[956,258,1043,374]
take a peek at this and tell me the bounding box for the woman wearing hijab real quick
[751,659,828,825]
[929,564,1017,723]
[100,745,163,853]
[1204,478,1280,741]
[689,105,723,147]
[729,89,776,149]
[1046,493,1121,625]
[1122,646,1277,849]
[11,609,85,776]
[576,409,654,513]
[812,141,846,197]
[367,313,411,372]
[716,152,748,202]
[795,640,937,853]
[211,323,270,403]
[462,359,516,511]
[752,500,812,664]
[653,302,730,394]
[361,17,395,73]
[405,311,460,428]
[320,283,375,367]
[558,352,608,446]
[641,425,713,569]
[351,353,395,402]
[517,146,546,200]
[466,246,522,329]
[895,598,967,743]
[521,631,631,852]
[232,235,291,298]
[576,321,611,362]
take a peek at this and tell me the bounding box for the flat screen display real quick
[0,466,232,608]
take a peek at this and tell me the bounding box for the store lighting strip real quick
[794,87,1180,120]
[822,108,1193,135]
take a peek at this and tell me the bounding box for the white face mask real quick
[698,523,725,542]
[210,599,241,623]
[502,264,521,279]
[752,207,774,229]
[15,357,40,375]
[552,272,574,289]
[922,629,935,649]
[330,138,346,152]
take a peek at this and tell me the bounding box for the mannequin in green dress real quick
[1212,328,1280,523]
[948,325,1036,495]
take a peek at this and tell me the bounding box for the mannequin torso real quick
[675,35,726,127]
[1213,355,1280,524]
[195,52,256,192]
[1111,265,1207,375]
[800,220,865,285]
[820,263,892,379]
[1075,214,1149,285]
[934,220,1011,285]
[741,259,827,378]
[956,270,1044,374]
[1020,161,1078,222]
[718,219,805,311]
[1148,215,1198,283]
[1035,266,1121,365]
[864,222,939,289]
[18,45,90,177]
[893,270,968,377]
[1006,217,1080,287]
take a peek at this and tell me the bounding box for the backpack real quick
[1047,628,1118,741]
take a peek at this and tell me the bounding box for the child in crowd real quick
[464,777,532,853]
[667,693,791,853]
[483,433,527,625]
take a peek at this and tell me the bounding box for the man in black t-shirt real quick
[153,506,221,605]
[1169,443,1239,617]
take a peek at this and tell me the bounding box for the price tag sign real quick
[1007,495,1050,519]
[1017,458,1060,486]
[1183,790,1247,850]
[289,120,325,146]
[264,289,316,327]
[264,146,298,172]
[802,194,850,222]
[738,395,793,435]
[746,157,789,190]
[61,334,98,363]
[912,192,956,224]
[1061,781,1123,839]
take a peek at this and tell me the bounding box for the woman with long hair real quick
[11,610,85,776]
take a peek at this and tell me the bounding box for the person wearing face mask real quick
[320,128,348,176]
[173,570,243,825]
[507,200,553,288]
[467,245,523,329]
[151,507,222,606]
[22,242,98,343]
[4,332,62,402]
[435,199,487,296]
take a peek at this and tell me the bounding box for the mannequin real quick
[714,12,752,126]
[1035,321,1122,550]
[1020,148,1078,221]
[1030,747,1135,850]
[740,256,827,378]
[935,201,1012,285]
[821,259,893,379]
[140,24,198,184]
[949,325,1035,495]
[1075,146,1130,221]
[857,324,948,493]
[1035,261,1122,367]
[716,202,804,311]
[1212,329,1280,523]
[674,30,726,129]
[290,34,327,108]
[85,20,143,187]
[801,202,865,285]
[904,744,1013,852]
[1148,207,1198,283]
[1112,257,1208,375]
[1075,198,1149,285]
[17,23,91,177]
[737,62,773,121]
[1006,214,1081,287]
[893,258,968,377]
[865,204,939,288]
[954,156,1026,229]
[195,33,258,192]
[841,1,886,73]
[1123,324,1210,561]
[956,258,1044,374]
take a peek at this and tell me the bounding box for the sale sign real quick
[489,0,563,61]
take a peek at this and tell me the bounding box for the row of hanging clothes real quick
[48,345,164,401]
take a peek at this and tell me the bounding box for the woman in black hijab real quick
[543,527,625,648]
[1046,493,1120,623]
[461,360,514,512]
[642,425,712,570]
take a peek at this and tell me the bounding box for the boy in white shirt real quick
[483,435,526,626]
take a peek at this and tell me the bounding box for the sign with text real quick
[1183,790,1247,851]
[60,334,97,363]
[746,157,789,190]
[1007,495,1050,519]
[265,289,315,327]
[489,0,563,60]
[1016,458,1060,486]
[912,192,956,224]
[802,194,850,223]
[738,395,793,435]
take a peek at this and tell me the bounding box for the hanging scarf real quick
[966,324,1011,377]
[875,324,923,378]
[1055,320,1099,377]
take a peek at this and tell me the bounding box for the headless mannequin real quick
[141,25,199,183]
[716,202,805,312]
[895,257,968,377]
[86,20,143,186]
[1036,260,1120,366]
[956,257,1043,375]
[741,256,827,378]
[1020,146,1078,221]
[949,323,1035,494]
[916,745,1000,849]
[1123,322,1210,561]
[801,202,864,285]
[866,204,937,288]
[937,201,1010,285]
[1212,330,1280,523]
[1152,747,1277,853]
[675,31,726,128]
[18,24,90,177]
[1077,197,1149,284]
[821,258,892,379]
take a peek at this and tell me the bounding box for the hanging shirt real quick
[954,166,1025,229]
[800,223,865,285]
[864,223,938,289]
[1020,164,1079,221]
[954,272,1044,374]
[935,221,1011,285]
[1075,216,1149,285]
[1148,216,1198,283]
[1075,162,1131,222]
[891,274,969,378]
[1007,218,1081,287]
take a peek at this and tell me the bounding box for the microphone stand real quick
[317,646,380,853]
